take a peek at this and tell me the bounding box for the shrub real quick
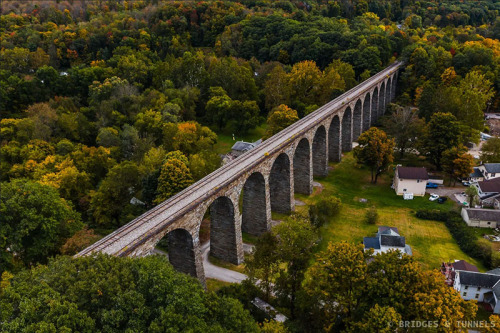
[365,207,379,225]
[415,209,449,222]
[309,196,341,228]
[444,214,493,269]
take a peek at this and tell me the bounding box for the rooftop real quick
[469,167,483,179]
[464,208,500,222]
[363,237,381,250]
[231,139,262,152]
[484,163,500,174]
[477,177,500,193]
[378,226,399,235]
[396,166,428,180]
[452,260,479,272]
[458,271,500,290]
[381,234,406,247]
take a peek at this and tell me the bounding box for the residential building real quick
[231,139,262,157]
[477,164,500,181]
[441,260,479,286]
[454,269,500,314]
[363,226,412,255]
[461,208,500,228]
[469,167,485,182]
[473,178,500,205]
[393,166,428,196]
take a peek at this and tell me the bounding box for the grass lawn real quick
[206,278,233,292]
[299,153,485,271]
[214,123,267,155]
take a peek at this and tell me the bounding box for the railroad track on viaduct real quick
[77,61,403,286]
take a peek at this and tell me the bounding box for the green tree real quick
[302,243,477,332]
[353,127,395,183]
[481,138,500,163]
[272,215,318,319]
[155,158,193,204]
[308,196,342,228]
[189,151,221,181]
[205,87,234,130]
[264,65,291,111]
[465,186,479,207]
[447,71,495,135]
[0,255,259,332]
[382,105,425,158]
[264,104,299,139]
[90,161,142,227]
[303,242,370,331]
[0,179,82,272]
[346,305,401,333]
[245,232,279,302]
[421,112,462,170]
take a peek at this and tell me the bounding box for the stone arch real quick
[379,81,386,117]
[209,196,241,265]
[166,228,198,278]
[313,125,328,177]
[341,107,352,152]
[294,138,312,195]
[242,172,269,236]
[270,153,292,214]
[353,99,363,141]
[371,86,379,125]
[328,115,341,162]
[363,93,371,131]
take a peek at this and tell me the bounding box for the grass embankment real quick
[206,278,233,292]
[303,153,484,271]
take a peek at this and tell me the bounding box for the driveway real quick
[425,186,466,203]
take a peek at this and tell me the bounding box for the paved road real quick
[201,242,248,283]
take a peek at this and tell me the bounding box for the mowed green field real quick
[297,153,484,271]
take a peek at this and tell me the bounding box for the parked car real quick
[462,181,471,186]
[426,182,438,188]
[429,194,439,201]
[437,197,448,204]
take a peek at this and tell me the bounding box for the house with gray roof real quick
[478,164,500,181]
[363,226,412,256]
[454,269,500,314]
[231,139,262,157]
[461,207,500,228]
[469,167,485,182]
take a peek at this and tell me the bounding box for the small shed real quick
[393,166,428,196]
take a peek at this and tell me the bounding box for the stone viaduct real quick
[77,61,403,286]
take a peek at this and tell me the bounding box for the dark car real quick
[426,182,438,188]
[437,197,447,204]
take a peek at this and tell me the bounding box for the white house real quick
[363,226,412,255]
[461,207,500,228]
[454,269,500,314]
[393,166,428,196]
[471,164,500,181]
